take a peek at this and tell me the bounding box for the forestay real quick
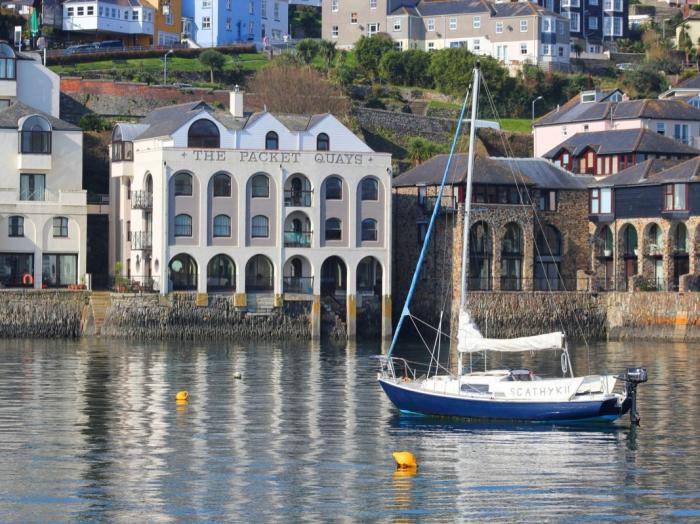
[458,332,565,353]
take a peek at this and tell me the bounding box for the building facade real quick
[109,92,391,337]
[62,0,156,45]
[323,0,570,71]
[0,43,86,290]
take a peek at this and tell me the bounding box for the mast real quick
[459,62,480,311]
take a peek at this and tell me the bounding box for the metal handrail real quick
[284,230,312,247]
[131,231,152,250]
[284,190,312,207]
[283,276,313,294]
[131,191,153,210]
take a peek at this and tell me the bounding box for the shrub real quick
[79,113,109,131]
[199,49,227,83]
[354,34,394,78]
[296,38,319,64]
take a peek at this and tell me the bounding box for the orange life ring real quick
[22,273,33,285]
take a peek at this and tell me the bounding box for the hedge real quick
[47,44,257,66]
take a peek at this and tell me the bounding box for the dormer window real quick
[581,91,597,103]
[0,43,16,80]
[187,119,220,148]
[111,125,133,161]
[316,132,329,151]
[20,116,51,154]
[265,131,279,150]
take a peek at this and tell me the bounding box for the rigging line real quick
[386,83,473,358]
[409,313,437,357]
[409,313,458,342]
[480,78,593,372]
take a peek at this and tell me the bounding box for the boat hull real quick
[379,378,628,423]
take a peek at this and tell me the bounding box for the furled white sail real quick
[458,331,565,353]
[457,310,482,353]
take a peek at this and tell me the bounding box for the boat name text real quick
[509,385,571,398]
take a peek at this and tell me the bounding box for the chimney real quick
[230,85,244,118]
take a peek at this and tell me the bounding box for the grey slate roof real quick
[393,154,588,189]
[391,0,558,17]
[0,100,80,131]
[676,74,700,90]
[593,156,700,187]
[535,97,700,127]
[542,128,700,158]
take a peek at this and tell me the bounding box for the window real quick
[87,5,94,15]
[316,133,330,151]
[566,12,580,32]
[249,0,254,13]
[674,124,689,145]
[603,16,622,36]
[20,174,45,201]
[174,214,193,237]
[77,6,84,15]
[132,10,138,20]
[331,0,338,12]
[332,25,339,38]
[520,20,528,32]
[427,18,435,31]
[325,177,342,199]
[538,190,557,211]
[325,218,342,240]
[166,11,173,24]
[262,0,267,15]
[542,17,553,32]
[428,42,435,50]
[588,16,598,30]
[213,214,231,237]
[251,215,269,237]
[98,6,103,15]
[449,17,457,31]
[590,0,598,4]
[590,188,612,214]
[393,18,401,31]
[226,17,231,30]
[203,0,212,6]
[542,44,550,55]
[562,0,580,6]
[124,10,128,19]
[202,16,211,29]
[20,116,51,154]
[227,0,231,9]
[520,43,528,55]
[265,131,279,150]
[111,8,116,17]
[67,7,74,16]
[8,216,23,237]
[251,174,269,197]
[473,16,480,29]
[274,2,279,20]
[361,178,378,200]
[361,219,377,241]
[496,21,503,33]
[370,0,376,8]
[558,46,564,57]
[188,119,219,148]
[351,12,357,23]
[664,184,687,211]
[656,122,665,136]
[604,0,622,11]
[53,217,69,237]
[368,23,379,35]
[213,173,231,197]
[174,173,193,196]
[562,126,568,136]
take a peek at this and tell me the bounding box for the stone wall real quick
[354,107,457,143]
[0,290,89,338]
[101,292,311,340]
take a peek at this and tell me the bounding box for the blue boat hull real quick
[379,378,629,423]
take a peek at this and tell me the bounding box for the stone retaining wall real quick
[101,293,311,340]
[0,290,89,338]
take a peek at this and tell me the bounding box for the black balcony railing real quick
[283,276,314,294]
[131,191,153,210]
[284,230,312,247]
[111,275,158,293]
[284,190,312,207]
[19,131,51,154]
[131,231,152,251]
[422,195,457,214]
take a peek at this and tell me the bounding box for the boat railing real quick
[374,355,417,381]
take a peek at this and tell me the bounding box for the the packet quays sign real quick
[188,150,366,165]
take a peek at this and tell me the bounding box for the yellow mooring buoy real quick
[175,390,189,402]
[392,451,417,469]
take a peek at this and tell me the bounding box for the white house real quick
[62,0,155,40]
[109,90,392,338]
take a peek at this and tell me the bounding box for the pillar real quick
[346,260,357,338]
[311,295,321,339]
[381,295,392,338]
[197,258,207,293]
[34,247,42,289]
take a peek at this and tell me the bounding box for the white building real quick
[0,43,87,289]
[109,90,392,337]
[62,0,155,40]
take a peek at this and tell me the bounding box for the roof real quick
[390,0,559,17]
[675,73,700,90]
[64,0,146,6]
[535,97,700,127]
[593,156,700,187]
[393,154,588,189]
[0,100,80,131]
[542,128,700,158]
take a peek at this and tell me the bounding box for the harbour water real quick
[0,338,698,522]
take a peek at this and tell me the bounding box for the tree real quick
[571,42,583,58]
[678,23,693,64]
[199,49,227,83]
[354,34,395,79]
[295,38,319,64]
[620,63,666,98]
[406,137,447,166]
[317,39,337,68]
[379,51,404,84]
[428,48,509,101]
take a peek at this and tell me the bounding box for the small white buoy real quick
[233,372,242,380]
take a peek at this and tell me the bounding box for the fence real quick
[111,275,158,293]
[283,276,314,294]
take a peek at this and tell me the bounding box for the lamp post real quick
[163,49,173,85]
[531,95,544,122]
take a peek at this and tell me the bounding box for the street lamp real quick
[532,96,544,121]
[163,49,173,85]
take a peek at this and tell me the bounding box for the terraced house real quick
[322,0,570,71]
[109,89,392,337]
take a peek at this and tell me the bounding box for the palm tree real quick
[318,40,337,69]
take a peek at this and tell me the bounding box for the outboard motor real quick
[619,367,648,425]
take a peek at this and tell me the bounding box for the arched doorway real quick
[246,255,274,291]
[283,256,312,293]
[619,224,638,291]
[534,225,562,290]
[671,223,689,290]
[469,222,491,290]
[644,223,664,290]
[595,225,614,290]
[207,254,236,292]
[169,254,197,291]
[501,223,523,291]
[357,256,382,296]
[321,256,347,300]
[283,211,312,247]
[285,174,311,206]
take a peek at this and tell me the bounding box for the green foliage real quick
[407,137,448,165]
[354,34,395,78]
[620,63,666,98]
[295,38,319,64]
[317,40,337,68]
[198,49,227,83]
[428,48,508,97]
[289,5,320,38]
[616,38,644,53]
[379,49,432,87]
[79,113,109,132]
[365,97,387,109]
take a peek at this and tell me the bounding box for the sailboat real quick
[377,62,648,424]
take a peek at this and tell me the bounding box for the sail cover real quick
[458,332,565,353]
[457,310,482,353]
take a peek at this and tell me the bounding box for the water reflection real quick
[0,338,697,522]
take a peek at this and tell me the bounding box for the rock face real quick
[0,291,89,338]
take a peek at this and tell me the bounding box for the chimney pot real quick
[230,88,244,118]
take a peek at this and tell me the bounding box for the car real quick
[172,82,193,88]
[97,40,124,50]
[63,43,99,55]
[616,62,634,71]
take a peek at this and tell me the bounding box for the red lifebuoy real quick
[22,273,33,285]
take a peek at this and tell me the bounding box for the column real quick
[34,247,43,289]
[311,265,321,339]
[346,259,357,339]
[234,256,247,308]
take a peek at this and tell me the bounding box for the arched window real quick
[251,174,270,198]
[53,217,69,238]
[325,218,342,240]
[501,223,523,291]
[316,132,329,151]
[169,254,198,291]
[620,224,638,257]
[361,178,378,201]
[20,115,51,154]
[469,222,491,290]
[212,173,231,197]
[325,176,342,200]
[251,215,269,238]
[600,226,613,256]
[674,223,688,253]
[173,172,193,196]
[174,214,192,237]
[8,216,24,237]
[361,219,377,241]
[0,43,16,80]
[187,119,220,148]
[207,254,235,291]
[213,214,231,237]
[536,225,561,257]
[246,254,274,291]
[111,125,133,161]
[265,131,279,150]
[535,225,562,291]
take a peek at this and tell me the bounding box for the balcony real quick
[131,191,153,210]
[131,231,152,251]
[283,276,313,294]
[284,190,312,207]
[422,195,457,215]
[284,230,312,247]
